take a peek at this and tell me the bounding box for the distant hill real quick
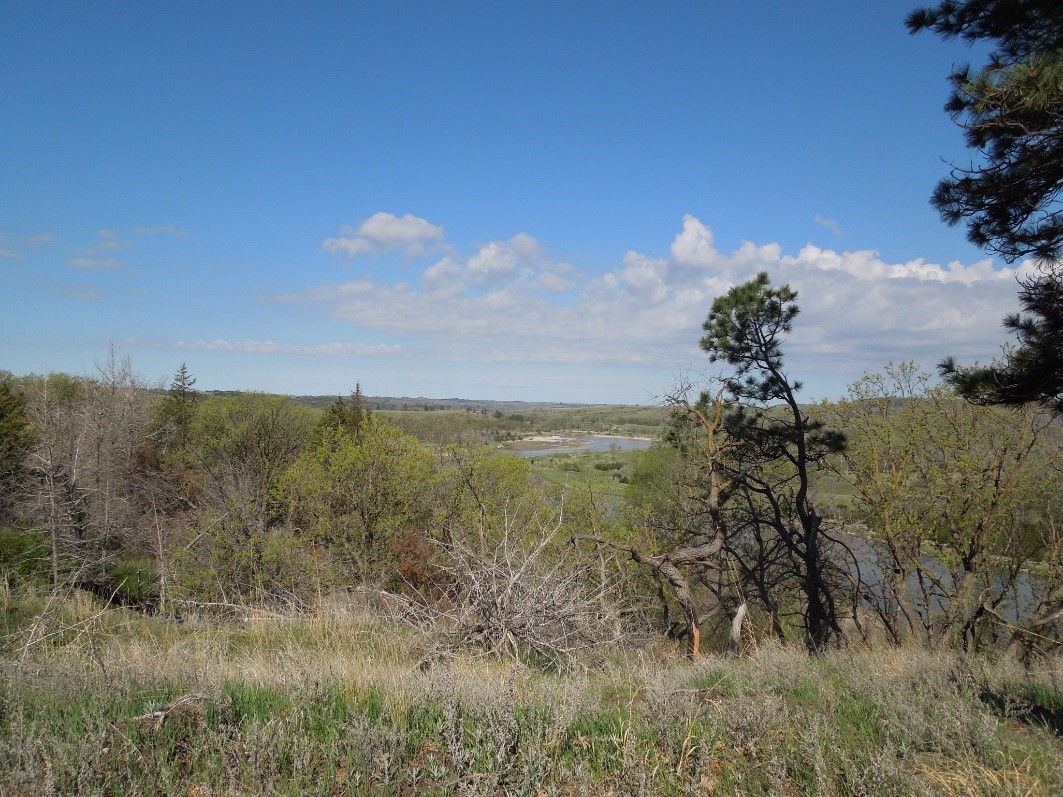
[280,394,628,413]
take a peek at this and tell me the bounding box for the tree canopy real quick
[0,376,36,520]
[907,0,1063,263]
[909,0,1063,413]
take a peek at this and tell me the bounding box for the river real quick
[503,434,655,458]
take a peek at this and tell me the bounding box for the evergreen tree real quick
[318,383,372,439]
[909,1,1063,413]
[940,268,1063,413]
[0,375,37,520]
[154,363,198,451]
[907,0,1063,262]
[699,272,848,651]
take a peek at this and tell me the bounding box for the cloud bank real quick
[274,212,1025,395]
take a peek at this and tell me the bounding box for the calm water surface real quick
[516,435,654,458]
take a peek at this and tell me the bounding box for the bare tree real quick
[19,354,158,601]
[420,497,627,669]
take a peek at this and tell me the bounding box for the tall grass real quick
[2,593,1061,796]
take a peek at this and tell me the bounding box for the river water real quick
[511,435,654,458]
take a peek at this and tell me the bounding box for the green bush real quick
[0,526,50,584]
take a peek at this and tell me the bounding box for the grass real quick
[2,590,1061,796]
[529,450,638,498]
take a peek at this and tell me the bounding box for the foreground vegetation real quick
[3,591,1062,796]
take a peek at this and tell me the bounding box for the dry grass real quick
[2,592,1061,796]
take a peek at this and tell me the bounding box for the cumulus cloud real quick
[323,212,445,260]
[671,214,718,267]
[467,240,519,282]
[278,215,1028,395]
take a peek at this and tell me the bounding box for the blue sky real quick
[1,1,1031,403]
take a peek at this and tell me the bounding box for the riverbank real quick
[500,433,655,456]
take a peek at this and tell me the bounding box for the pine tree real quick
[909,0,1063,413]
[156,363,198,451]
[0,375,37,520]
[318,383,372,439]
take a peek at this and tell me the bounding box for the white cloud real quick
[789,244,1007,285]
[277,215,1029,396]
[531,271,574,293]
[467,240,519,283]
[619,251,670,302]
[323,212,445,260]
[422,256,466,297]
[0,248,22,259]
[670,214,718,267]
[98,229,132,251]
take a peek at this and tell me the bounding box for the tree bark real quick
[727,601,747,657]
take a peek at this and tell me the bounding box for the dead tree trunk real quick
[727,601,747,657]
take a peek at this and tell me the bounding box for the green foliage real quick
[174,394,317,599]
[316,382,372,440]
[436,445,534,548]
[0,377,36,519]
[907,0,1063,262]
[190,393,315,530]
[941,266,1063,414]
[828,362,1063,651]
[281,417,437,586]
[101,555,159,604]
[530,450,637,499]
[623,445,706,556]
[0,526,50,584]
[702,271,799,399]
[910,2,1063,415]
[152,362,198,453]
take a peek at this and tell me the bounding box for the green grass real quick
[2,593,1061,796]
[529,450,639,498]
